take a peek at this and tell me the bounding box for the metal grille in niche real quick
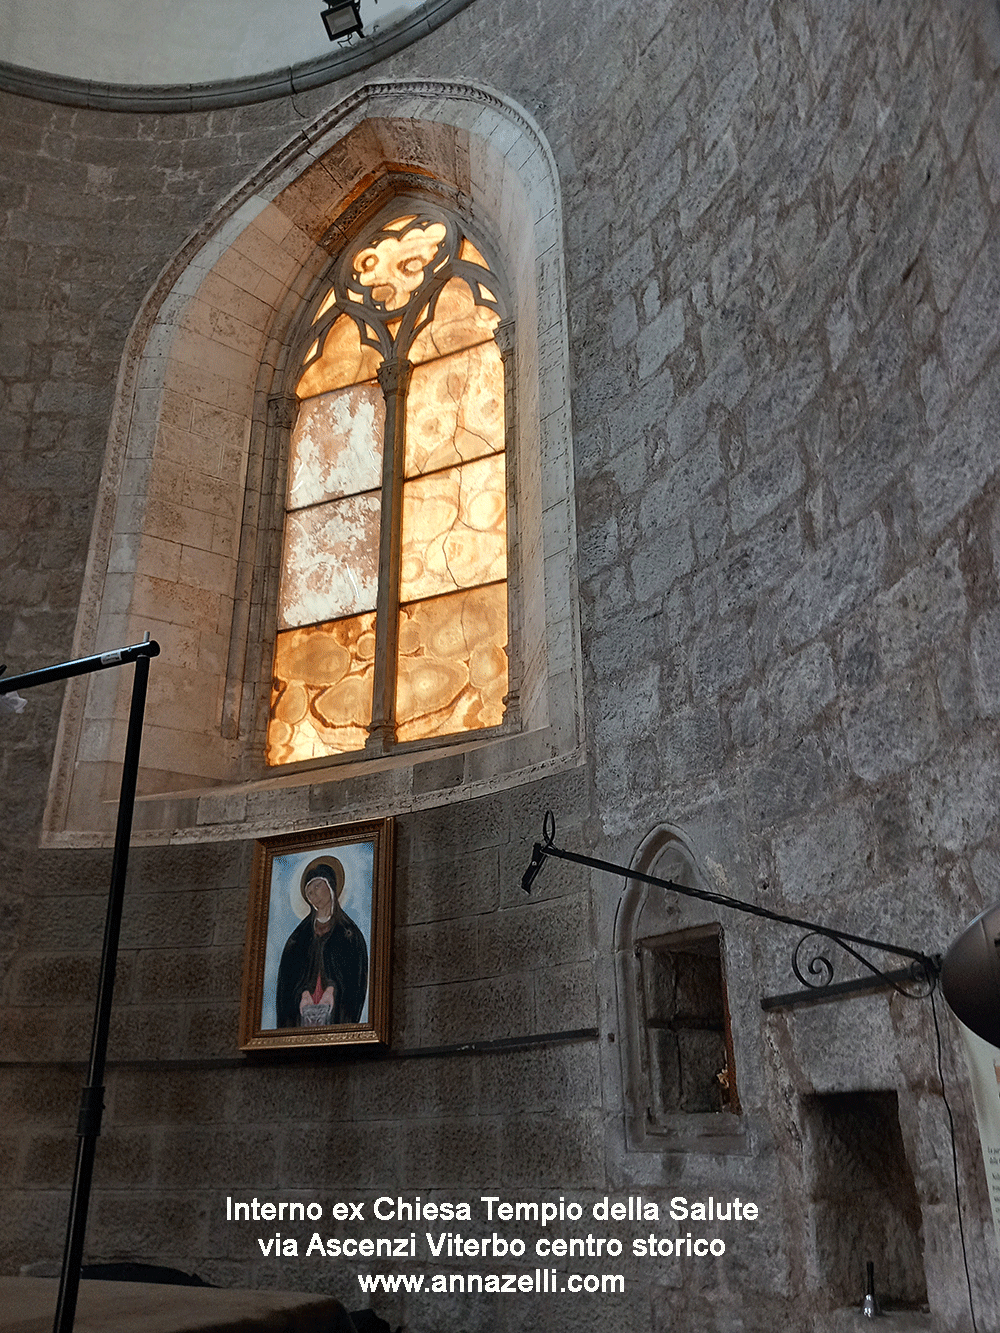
[269,208,510,765]
[640,926,739,1118]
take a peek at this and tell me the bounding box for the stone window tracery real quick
[267,207,512,767]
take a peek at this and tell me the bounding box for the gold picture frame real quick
[239,819,394,1051]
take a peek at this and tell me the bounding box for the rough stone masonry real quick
[3,0,1000,1329]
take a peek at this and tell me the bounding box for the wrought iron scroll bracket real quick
[521,811,941,1009]
[788,930,938,1003]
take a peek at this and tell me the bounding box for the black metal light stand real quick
[522,811,940,1006]
[0,638,160,1333]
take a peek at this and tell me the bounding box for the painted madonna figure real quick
[275,856,369,1027]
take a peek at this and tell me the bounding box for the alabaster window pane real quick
[312,287,338,324]
[400,453,507,603]
[459,238,490,269]
[404,342,505,477]
[352,221,447,311]
[267,613,376,763]
[288,383,384,510]
[268,210,512,768]
[279,492,381,629]
[395,584,507,742]
[409,278,500,364]
[297,313,382,397]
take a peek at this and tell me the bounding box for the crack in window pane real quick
[279,492,381,628]
[405,341,504,476]
[395,585,508,741]
[409,277,500,365]
[400,454,506,603]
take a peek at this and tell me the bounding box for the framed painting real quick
[239,818,394,1051]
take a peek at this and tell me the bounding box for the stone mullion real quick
[366,357,412,756]
[495,318,520,728]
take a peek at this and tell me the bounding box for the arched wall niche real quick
[44,80,583,847]
[614,823,748,1155]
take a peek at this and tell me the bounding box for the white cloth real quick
[957,1019,1000,1260]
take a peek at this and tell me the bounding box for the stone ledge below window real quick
[40,720,586,849]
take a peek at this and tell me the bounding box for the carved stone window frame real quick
[42,82,585,847]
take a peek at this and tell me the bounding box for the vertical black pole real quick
[53,651,151,1333]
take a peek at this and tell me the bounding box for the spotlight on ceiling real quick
[320,0,365,41]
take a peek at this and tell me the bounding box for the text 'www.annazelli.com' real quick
[358,1270,624,1294]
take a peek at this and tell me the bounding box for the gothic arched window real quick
[267,206,511,766]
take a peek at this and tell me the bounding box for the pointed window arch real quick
[268,204,513,765]
[46,83,585,844]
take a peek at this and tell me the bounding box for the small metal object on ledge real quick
[862,1260,881,1318]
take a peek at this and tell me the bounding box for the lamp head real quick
[320,1,364,40]
[941,902,1000,1047]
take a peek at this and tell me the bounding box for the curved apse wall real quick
[0,0,475,109]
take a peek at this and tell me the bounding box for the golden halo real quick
[299,855,345,908]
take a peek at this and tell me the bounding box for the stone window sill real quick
[41,718,585,848]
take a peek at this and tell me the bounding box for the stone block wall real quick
[0,772,607,1331]
[4,0,1000,1329]
[567,1,1000,1326]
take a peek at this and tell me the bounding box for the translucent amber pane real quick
[395,585,507,742]
[279,492,380,628]
[312,287,337,324]
[297,313,382,397]
[404,342,505,476]
[288,383,384,509]
[409,278,501,364]
[400,454,507,603]
[459,238,491,269]
[267,614,376,763]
